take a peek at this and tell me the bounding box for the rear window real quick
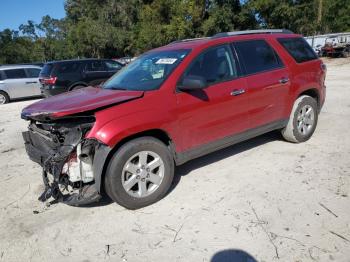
[40,64,54,76]
[234,40,283,75]
[278,37,318,63]
[3,69,27,79]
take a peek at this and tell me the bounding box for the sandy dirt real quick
[0,58,349,262]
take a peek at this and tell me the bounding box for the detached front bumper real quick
[22,121,109,206]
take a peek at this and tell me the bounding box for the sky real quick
[0,0,66,31]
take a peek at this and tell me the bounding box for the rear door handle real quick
[279,77,289,84]
[25,81,38,84]
[230,89,245,96]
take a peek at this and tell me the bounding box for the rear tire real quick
[281,95,318,143]
[0,91,9,104]
[104,137,174,209]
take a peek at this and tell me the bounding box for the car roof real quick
[45,58,115,65]
[151,29,301,52]
[0,65,42,70]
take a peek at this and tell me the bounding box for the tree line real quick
[1,0,349,64]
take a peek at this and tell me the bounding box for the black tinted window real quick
[86,61,106,72]
[57,63,80,74]
[278,37,318,63]
[234,40,282,75]
[105,60,122,71]
[40,64,54,76]
[185,45,238,84]
[4,69,26,79]
[26,68,41,78]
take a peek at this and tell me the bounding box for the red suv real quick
[22,30,326,209]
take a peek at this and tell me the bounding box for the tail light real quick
[39,76,57,85]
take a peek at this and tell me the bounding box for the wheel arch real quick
[0,90,10,103]
[297,88,320,110]
[68,82,88,91]
[95,128,175,194]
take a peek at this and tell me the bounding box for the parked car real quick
[22,29,326,209]
[0,65,42,104]
[320,36,350,57]
[114,57,134,65]
[39,58,124,97]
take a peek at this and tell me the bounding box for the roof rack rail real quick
[168,37,211,45]
[213,29,293,38]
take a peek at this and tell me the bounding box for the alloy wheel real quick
[121,151,165,198]
[297,105,315,136]
[0,94,6,104]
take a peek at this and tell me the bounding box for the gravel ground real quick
[0,58,349,262]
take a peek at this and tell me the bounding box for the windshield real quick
[103,49,190,91]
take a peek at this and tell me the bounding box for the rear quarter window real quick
[234,39,283,75]
[278,37,318,63]
[26,68,41,78]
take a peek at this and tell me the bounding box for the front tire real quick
[281,95,318,143]
[0,91,10,104]
[104,137,174,209]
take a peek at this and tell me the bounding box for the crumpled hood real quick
[21,87,144,121]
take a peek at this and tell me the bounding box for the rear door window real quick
[234,40,283,75]
[26,68,41,78]
[86,61,106,72]
[3,69,27,79]
[57,62,80,75]
[278,37,318,63]
[184,44,238,85]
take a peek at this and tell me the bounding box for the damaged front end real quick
[22,116,107,206]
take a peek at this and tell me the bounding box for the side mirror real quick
[178,75,206,91]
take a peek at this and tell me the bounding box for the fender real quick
[87,109,179,147]
[86,109,179,192]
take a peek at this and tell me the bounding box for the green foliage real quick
[0,0,349,64]
[322,0,350,33]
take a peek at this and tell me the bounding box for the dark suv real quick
[22,29,326,209]
[39,59,124,97]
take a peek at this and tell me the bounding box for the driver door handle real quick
[230,89,245,96]
[279,77,289,84]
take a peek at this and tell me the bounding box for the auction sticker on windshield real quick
[155,58,178,64]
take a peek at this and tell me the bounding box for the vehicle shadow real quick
[79,130,282,208]
[170,131,282,193]
[211,249,258,262]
